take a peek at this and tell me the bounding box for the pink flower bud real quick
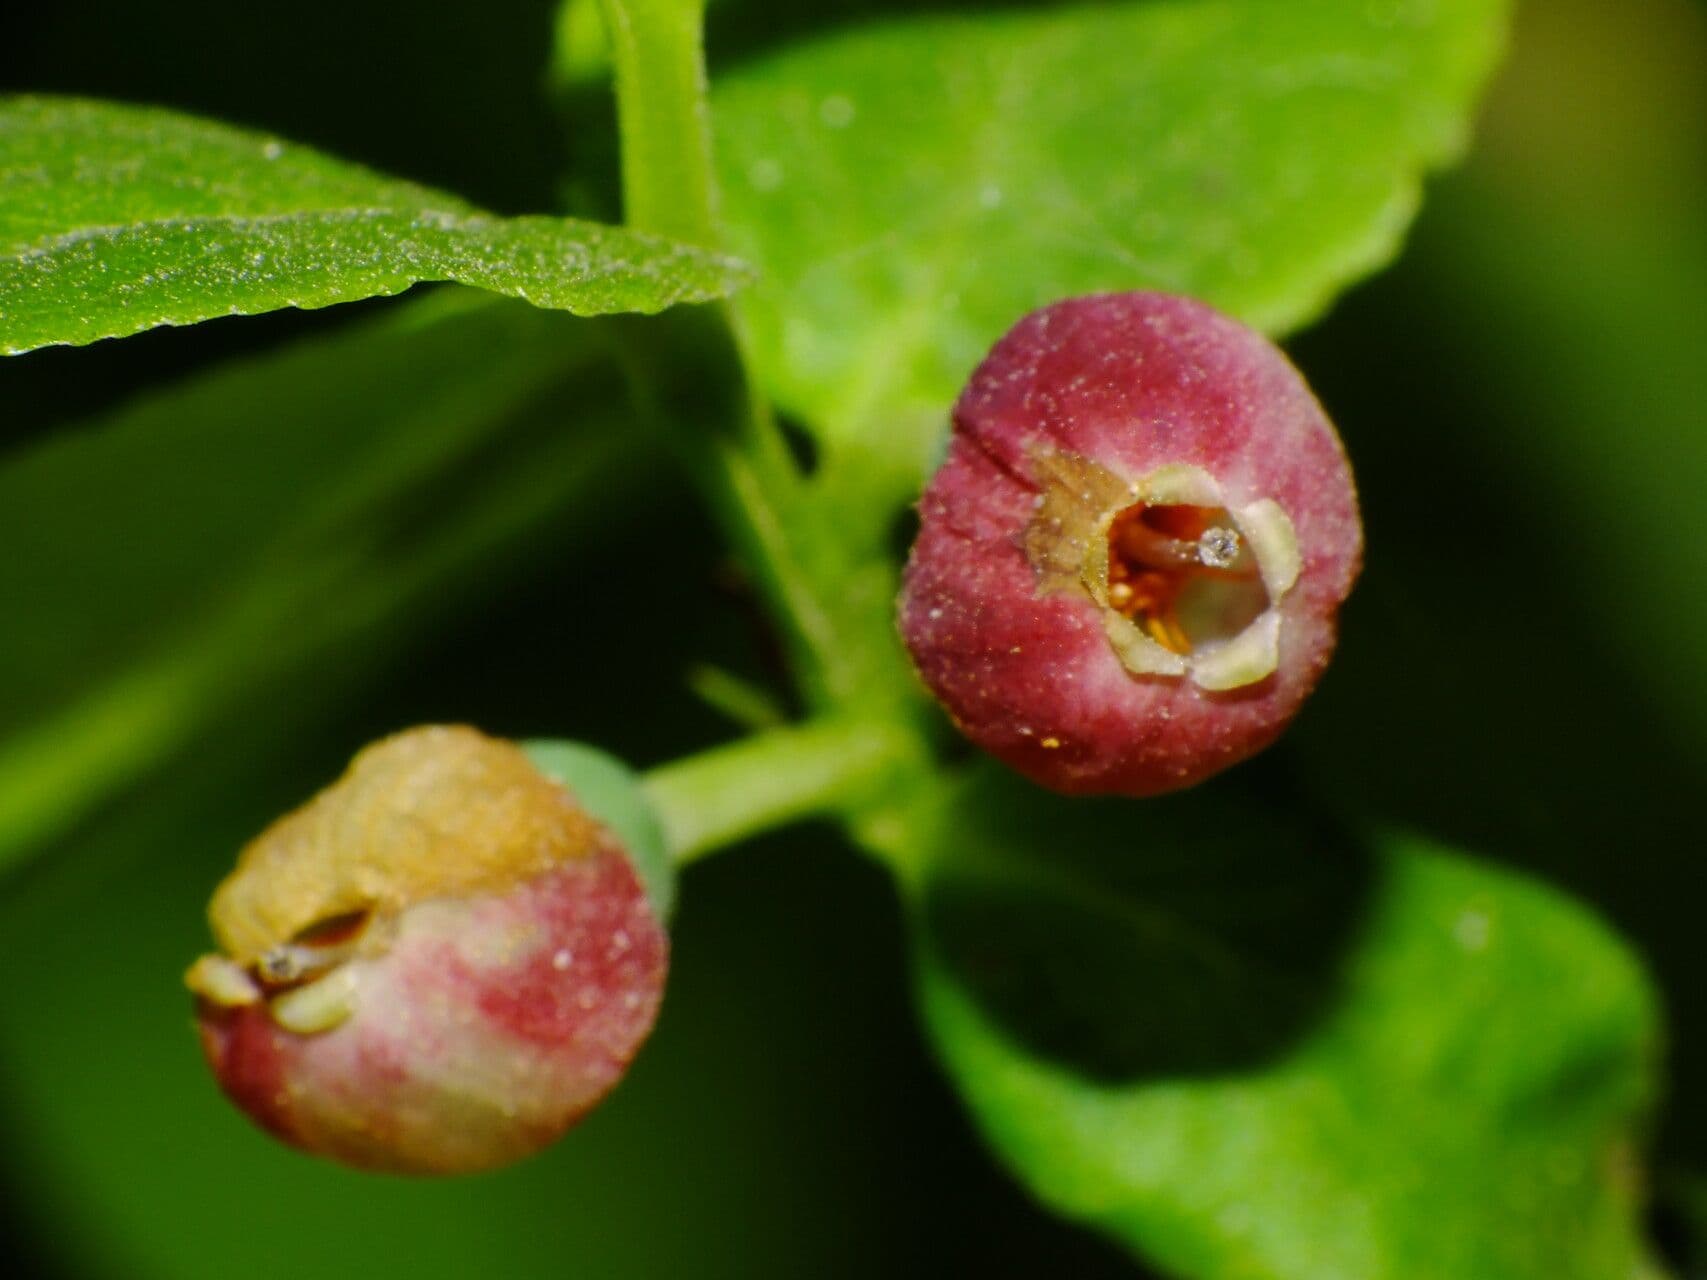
[185,726,667,1175]
[899,293,1362,796]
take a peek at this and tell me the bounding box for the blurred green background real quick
[2,0,1704,1276]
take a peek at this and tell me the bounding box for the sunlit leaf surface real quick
[714,0,1510,483]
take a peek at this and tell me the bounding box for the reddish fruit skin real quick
[899,293,1361,796]
[188,726,668,1176]
[198,850,664,1175]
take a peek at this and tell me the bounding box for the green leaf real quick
[0,293,650,875]
[712,0,1511,485]
[0,96,751,353]
[912,767,1663,1280]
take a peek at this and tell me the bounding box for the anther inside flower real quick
[899,291,1361,797]
[1024,451,1301,692]
[185,725,667,1175]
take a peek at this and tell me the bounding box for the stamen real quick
[1105,504,1267,657]
[255,910,369,987]
[1111,515,1204,571]
[1197,526,1240,570]
[258,944,321,985]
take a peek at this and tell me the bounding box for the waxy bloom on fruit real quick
[900,293,1362,796]
[185,725,668,1175]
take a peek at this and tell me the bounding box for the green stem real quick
[594,0,719,248]
[642,718,913,864]
[577,0,940,879]
[596,0,872,708]
[608,310,852,708]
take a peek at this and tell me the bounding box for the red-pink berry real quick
[899,293,1362,796]
[185,726,667,1175]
